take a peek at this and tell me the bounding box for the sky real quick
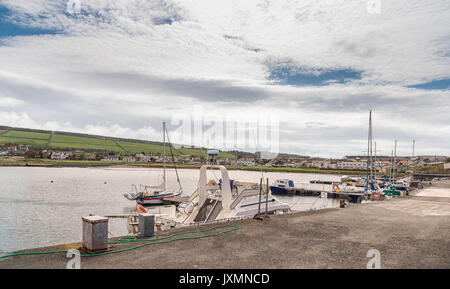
[0,0,449,158]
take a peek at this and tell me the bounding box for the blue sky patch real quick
[153,18,174,25]
[408,78,450,90]
[269,66,362,86]
[0,5,60,38]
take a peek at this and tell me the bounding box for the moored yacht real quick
[173,165,291,224]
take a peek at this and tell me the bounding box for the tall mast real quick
[369,111,373,177]
[374,141,377,178]
[366,110,371,194]
[163,121,166,191]
[165,125,183,193]
[390,149,393,181]
[393,140,397,182]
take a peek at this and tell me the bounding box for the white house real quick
[236,159,256,166]
[336,161,367,170]
[122,156,136,162]
[102,153,120,162]
[51,151,70,160]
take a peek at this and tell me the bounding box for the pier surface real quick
[1,181,449,269]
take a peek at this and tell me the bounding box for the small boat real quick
[310,180,334,185]
[270,179,295,194]
[383,186,401,196]
[393,182,409,191]
[124,184,182,205]
[124,122,183,206]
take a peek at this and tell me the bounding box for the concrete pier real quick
[1,181,449,269]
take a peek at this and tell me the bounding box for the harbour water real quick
[0,167,344,253]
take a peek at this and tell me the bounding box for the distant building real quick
[51,151,70,160]
[311,160,331,169]
[135,153,153,162]
[336,161,367,170]
[102,153,120,162]
[236,159,255,166]
[122,156,136,162]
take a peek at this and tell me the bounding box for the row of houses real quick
[0,144,31,156]
[1,143,448,171]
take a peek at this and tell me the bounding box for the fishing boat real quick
[123,122,183,205]
[269,179,295,194]
[393,182,409,191]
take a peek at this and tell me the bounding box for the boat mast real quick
[374,141,377,179]
[390,149,393,182]
[165,125,183,193]
[366,110,371,194]
[393,140,397,182]
[369,111,373,177]
[163,121,166,191]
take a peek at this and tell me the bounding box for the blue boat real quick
[270,179,295,194]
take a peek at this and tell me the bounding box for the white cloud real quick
[0,0,449,157]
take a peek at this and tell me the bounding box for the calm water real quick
[0,167,343,253]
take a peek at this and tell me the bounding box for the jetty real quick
[278,182,366,200]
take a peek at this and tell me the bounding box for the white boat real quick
[123,122,183,206]
[124,184,182,205]
[269,179,295,194]
[173,165,291,224]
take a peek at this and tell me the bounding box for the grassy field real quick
[50,134,121,152]
[0,130,50,147]
[0,129,235,158]
[118,140,234,158]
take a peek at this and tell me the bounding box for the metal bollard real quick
[138,213,155,237]
[82,215,108,252]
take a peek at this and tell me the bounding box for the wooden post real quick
[258,178,262,214]
[265,177,269,215]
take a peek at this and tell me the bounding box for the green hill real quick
[0,127,236,159]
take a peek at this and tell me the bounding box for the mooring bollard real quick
[138,213,155,237]
[82,215,108,252]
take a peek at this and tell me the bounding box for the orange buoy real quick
[136,205,147,213]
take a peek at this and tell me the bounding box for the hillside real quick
[0,126,236,159]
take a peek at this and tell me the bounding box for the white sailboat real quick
[123,122,182,205]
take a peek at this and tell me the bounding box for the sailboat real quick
[363,110,384,200]
[383,140,403,196]
[123,122,183,205]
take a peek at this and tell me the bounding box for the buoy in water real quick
[136,205,147,213]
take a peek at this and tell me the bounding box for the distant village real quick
[1,143,449,172]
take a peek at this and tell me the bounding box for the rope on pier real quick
[0,224,241,259]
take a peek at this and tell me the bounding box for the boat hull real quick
[136,192,182,206]
[270,186,288,195]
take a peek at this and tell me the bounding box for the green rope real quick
[0,224,240,259]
